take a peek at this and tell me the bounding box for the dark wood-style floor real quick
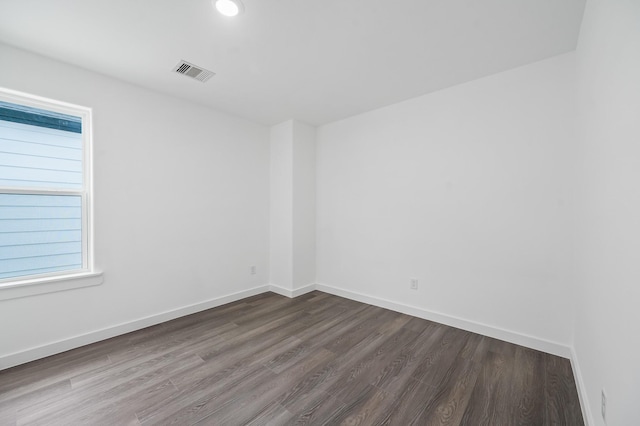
[0,291,584,425]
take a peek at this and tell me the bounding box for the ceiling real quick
[0,0,586,126]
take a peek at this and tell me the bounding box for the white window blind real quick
[0,119,83,189]
[0,93,92,283]
[0,194,83,280]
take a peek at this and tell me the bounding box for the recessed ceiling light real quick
[214,0,244,17]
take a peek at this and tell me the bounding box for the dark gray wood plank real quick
[459,350,514,425]
[410,326,471,386]
[285,391,346,425]
[319,384,396,425]
[244,401,295,425]
[412,333,488,425]
[544,355,585,425]
[374,377,438,425]
[509,346,546,425]
[325,327,419,403]
[371,321,446,398]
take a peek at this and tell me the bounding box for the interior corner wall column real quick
[269,119,316,293]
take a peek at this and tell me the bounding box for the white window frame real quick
[0,87,102,300]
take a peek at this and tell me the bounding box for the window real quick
[0,88,97,291]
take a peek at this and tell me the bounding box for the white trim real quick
[0,187,83,195]
[0,278,577,372]
[0,284,270,370]
[1,280,583,388]
[0,86,91,116]
[315,282,572,358]
[267,284,292,297]
[0,270,104,301]
[83,103,95,273]
[570,346,594,426]
[268,283,316,298]
[81,105,92,273]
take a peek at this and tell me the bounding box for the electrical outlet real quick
[410,278,418,290]
[601,389,607,422]
[249,265,256,275]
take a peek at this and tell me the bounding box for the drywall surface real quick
[573,0,640,424]
[317,53,577,348]
[0,44,270,361]
[269,120,316,292]
[269,120,294,289]
[292,121,316,289]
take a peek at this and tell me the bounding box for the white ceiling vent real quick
[172,60,215,83]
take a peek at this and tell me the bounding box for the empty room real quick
[0,0,638,424]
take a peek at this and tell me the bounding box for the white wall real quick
[0,44,270,364]
[269,121,294,289]
[269,120,316,293]
[317,53,578,353]
[292,121,316,289]
[573,0,640,424]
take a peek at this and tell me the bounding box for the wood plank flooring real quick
[0,291,585,425]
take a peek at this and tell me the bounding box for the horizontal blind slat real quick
[0,242,82,260]
[0,253,83,274]
[0,218,81,232]
[0,121,82,148]
[0,139,82,161]
[0,165,82,188]
[0,152,82,173]
[0,179,83,189]
[0,263,83,280]
[0,166,82,186]
[0,206,82,219]
[0,193,82,206]
[0,230,82,246]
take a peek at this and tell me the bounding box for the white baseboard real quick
[0,285,270,370]
[570,346,594,426]
[315,283,572,358]
[2,280,591,423]
[268,283,316,298]
[2,279,577,388]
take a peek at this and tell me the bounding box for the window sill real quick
[0,271,104,301]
